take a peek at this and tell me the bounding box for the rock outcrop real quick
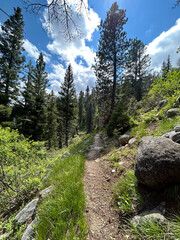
[135,136,180,189]
[14,199,38,225]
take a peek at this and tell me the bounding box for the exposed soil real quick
[84,134,125,240]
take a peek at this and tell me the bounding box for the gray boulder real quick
[14,198,39,224]
[135,136,180,189]
[131,202,166,227]
[118,134,131,146]
[21,219,37,240]
[174,125,180,132]
[166,108,180,118]
[157,99,168,111]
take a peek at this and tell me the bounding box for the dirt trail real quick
[84,134,123,240]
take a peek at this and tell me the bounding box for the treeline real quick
[0,7,98,148]
[0,4,179,148]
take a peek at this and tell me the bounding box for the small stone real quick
[112,169,116,173]
[131,202,166,227]
[118,134,131,146]
[118,162,124,165]
[95,158,100,162]
[61,152,70,158]
[128,138,137,147]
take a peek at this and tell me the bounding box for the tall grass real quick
[153,116,180,136]
[36,134,94,240]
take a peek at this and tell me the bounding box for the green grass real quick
[36,134,94,240]
[128,213,180,240]
[129,219,168,240]
[153,116,180,136]
[113,170,143,217]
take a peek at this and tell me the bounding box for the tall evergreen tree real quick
[124,38,151,101]
[20,61,35,136]
[0,7,25,105]
[31,53,49,140]
[47,90,58,149]
[161,55,172,79]
[59,64,76,146]
[94,2,128,123]
[78,90,86,130]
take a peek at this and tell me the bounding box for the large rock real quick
[14,198,39,224]
[135,136,180,189]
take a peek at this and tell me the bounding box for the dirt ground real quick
[84,134,125,240]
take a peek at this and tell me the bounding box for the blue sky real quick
[0,0,180,93]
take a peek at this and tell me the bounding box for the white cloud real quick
[42,0,100,92]
[147,18,180,71]
[23,39,51,63]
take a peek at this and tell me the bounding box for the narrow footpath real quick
[84,134,124,240]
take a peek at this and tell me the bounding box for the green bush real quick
[0,126,47,214]
[107,102,130,137]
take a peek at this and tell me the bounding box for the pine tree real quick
[78,91,86,130]
[31,53,49,140]
[47,90,58,149]
[0,7,25,105]
[94,2,128,123]
[20,61,35,136]
[161,55,172,79]
[59,64,76,146]
[124,38,151,101]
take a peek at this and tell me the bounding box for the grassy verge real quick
[113,170,143,218]
[36,134,94,240]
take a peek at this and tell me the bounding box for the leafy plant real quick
[113,170,143,217]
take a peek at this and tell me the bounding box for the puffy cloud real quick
[42,0,100,92]
[23,39,51,63]
[147,18,180,71]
